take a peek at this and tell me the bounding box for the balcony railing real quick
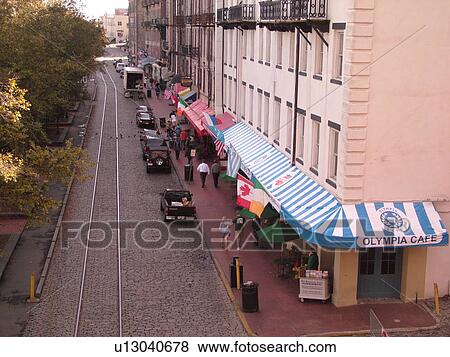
[174,15,185,27]
[200,13,215,25]
[181,45,191,56]
[216,8,228,23]
[185,15,192,24]
[142,0,159,7]
[260,0,328,21]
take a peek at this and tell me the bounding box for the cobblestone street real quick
[23,47,244,337]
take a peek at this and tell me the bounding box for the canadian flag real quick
[237,174,253,209]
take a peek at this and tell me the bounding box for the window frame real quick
[315,36,324,76]
[296,114,305,160]
[328,128,339,182]
[333,30,344,80]
[311,121,321,170]
[273,100,281,142]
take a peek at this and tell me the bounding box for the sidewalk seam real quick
[170,151,257,337]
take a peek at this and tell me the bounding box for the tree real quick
[0,0,106,136]
[0,79,90,221]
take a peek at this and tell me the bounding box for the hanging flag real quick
[177,98,187,116]
[249,179,268,217]
[215,139,225,157]
[203,112,221,126]
[226,145,241,178]
[237,174,253,209]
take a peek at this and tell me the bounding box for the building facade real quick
[128,0,146,53]
[169,0,216,105]
[141,0,168,60]
[98,8,129,43]
[216,0,450,306]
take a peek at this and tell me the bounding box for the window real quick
[359,249,375,275]
[289,32,295,68]
[223,79,227,108]
[286,107,293,149]
[315,36,324,76]
[265,30,271,63]
[300,36,308,73]
[249,30,255,59]
[257,92,262,128]
[229,31,233,65]
[276,33,283,66]
[259,29,264,61]
[263,96,269,135]
[296,114,305,159]
[241,84,246,118]
[333,31,344,80]
[229,79,233,110]
[243,31,247,58]
[249,88,254,124]
[328,129,339,181]
[273,101,281,142]
[223,33,227,63]
[118,21,122,26]
[311,121,320,169]
[381,249,397,275]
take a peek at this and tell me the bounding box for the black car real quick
[136,112,156,129]
[146,148,171,174]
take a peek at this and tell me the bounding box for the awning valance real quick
[223,122,448,249]
[183,99,213,137]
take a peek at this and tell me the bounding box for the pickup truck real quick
[160,189,196,222]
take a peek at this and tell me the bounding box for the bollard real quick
[236,258,241,290]
[27,273,39,303]
[434,283,440,315]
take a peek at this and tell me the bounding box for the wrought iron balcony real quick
[200,13,215,26]
[260,0,328,21]
[181,45,191,56]
[185,15,192,25]
[216,8,228,23]
[227,4,255,22]
[190,47,199,57]
[174,15,185,27]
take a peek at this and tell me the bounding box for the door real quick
[357,248,403,299]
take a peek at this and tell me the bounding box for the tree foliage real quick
[0,0,103,220]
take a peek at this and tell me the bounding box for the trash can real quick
[159,117,166,128]
[147,89,152,98]
[229,263,244,288]
[242,281,259,313]
[184,164,194,181]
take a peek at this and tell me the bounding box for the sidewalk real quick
[146,94,437,336]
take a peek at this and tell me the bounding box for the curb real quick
[0,233,23,281]
[171,152,257,337]
[35,81,97,297]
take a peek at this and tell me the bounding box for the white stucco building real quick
[99,8,129,43]
[216,0,450,306]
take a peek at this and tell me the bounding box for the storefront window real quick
[359,249,375,275]
[381,249,397,275]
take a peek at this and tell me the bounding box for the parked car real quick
[113,59,122,68]
[136,105,152,117]
[140,135,167,160]
[116,62,125,73]
[136,112,156,129]
[139,128,161,142]
[146,148,171,174]
[160,189,196,221]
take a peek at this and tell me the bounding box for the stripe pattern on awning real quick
[223,122,448,249]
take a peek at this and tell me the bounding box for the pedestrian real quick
[211,159,220,188]
[179,130,188,150]
[307,250,319,271]
[170,111,177,127]
[174,139,181,160]
[196,160,210,188]
[185,139,192,164]
[232,210,246,250]
[218,216,232,250]
[155,83,161,98]
[175,123,181,138]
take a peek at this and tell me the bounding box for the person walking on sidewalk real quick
[196,160,210,188]
[180,130,188,150]
[174,139,181,160]
[233,211,245,250]
[211,159,220,188]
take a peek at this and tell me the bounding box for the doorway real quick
[357,248,403,299]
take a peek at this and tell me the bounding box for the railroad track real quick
[74,66,123,337]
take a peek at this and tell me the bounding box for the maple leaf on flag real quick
[240,184,251,197]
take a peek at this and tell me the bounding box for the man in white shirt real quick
[196,160,210,188]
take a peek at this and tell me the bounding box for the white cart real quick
[298,277,330,303]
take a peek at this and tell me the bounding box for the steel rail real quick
[74,71,109,336]
[104,65,123,337]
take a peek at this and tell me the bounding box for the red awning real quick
[184,107,207,136]
[183,99,214,136]
[214,112,236,132]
